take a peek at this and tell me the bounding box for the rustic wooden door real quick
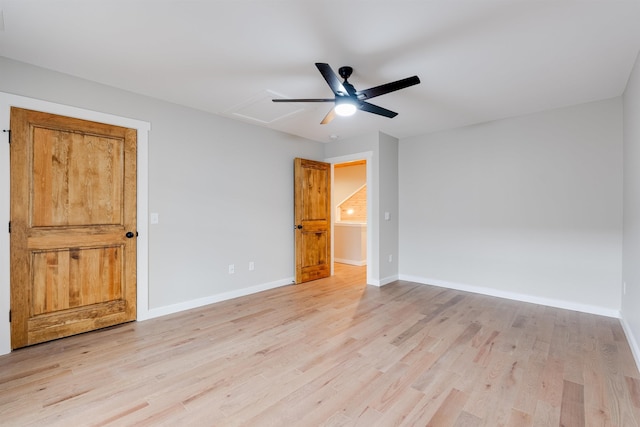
[10,107,137,349]
[294,158,331,283]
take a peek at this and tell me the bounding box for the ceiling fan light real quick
[334,102,357,117]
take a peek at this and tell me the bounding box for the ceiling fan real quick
[272,63,420,124]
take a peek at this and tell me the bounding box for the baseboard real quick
[620,316,640,373]
[334,258,367,266]
[398,274,621,319]
[140,277,294,321]
[368,274,400,287]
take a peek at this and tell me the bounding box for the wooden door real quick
[294,158,331,283]
[10,107,137,349]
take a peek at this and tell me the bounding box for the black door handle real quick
[295,225,303,230]
[126,231,137,238]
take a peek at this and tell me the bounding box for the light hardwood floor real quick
[1,263,639,426]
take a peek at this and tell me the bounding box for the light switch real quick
[150,213,159,224]
[384,212,390,221]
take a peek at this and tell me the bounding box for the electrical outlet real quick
[249,261,255,271]
[228,264,235,274]
[388,254,393,262]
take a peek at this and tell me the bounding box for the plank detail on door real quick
[294,158,331,283]
[10,107,137,349]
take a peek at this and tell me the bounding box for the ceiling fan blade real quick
[320,107,336,125]
[316,63,348,96]
[359,101,398,118]
[357,76,420,100]
[272,98,334,103]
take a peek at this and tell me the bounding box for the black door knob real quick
[126,231,136,238]
[296,225,303,230]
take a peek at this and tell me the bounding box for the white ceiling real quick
[1,1,640,143]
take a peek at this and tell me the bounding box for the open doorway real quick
[333,160,367,281]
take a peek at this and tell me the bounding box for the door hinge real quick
[8,221,10,233]
[2,129,9,144]
[9,310,11,323]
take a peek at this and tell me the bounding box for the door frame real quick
[0,92,151,355]
[325,152,373,285]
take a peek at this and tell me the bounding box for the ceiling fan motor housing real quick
[338,66,353,80]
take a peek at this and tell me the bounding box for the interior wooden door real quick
[294,158,331,283]
[10,107,137,349]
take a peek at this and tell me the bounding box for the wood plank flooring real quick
[1,263,639,426]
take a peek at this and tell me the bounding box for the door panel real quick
[294,158,331,283]
[31,128,124,226]
[31,246,123,315]
[10,107,137,349]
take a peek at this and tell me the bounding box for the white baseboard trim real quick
[398,274,621,319]
[334,258,367,266]
[620,316,640,373]
[140,277,294,321]
[369,274,399,287]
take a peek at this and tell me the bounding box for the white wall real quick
[378,133,400,283]
[334,224,367,266]
[399,99,623,316]
[0,57,324,340]
[622,51,640,367]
